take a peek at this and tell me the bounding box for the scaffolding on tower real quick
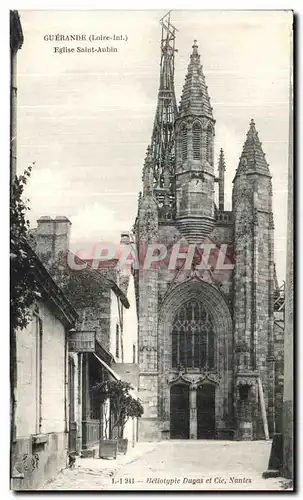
[273,263,285,325]
[150,11,178,215]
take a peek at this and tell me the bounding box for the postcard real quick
[10,9,294,491]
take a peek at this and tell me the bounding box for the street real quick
[42,440,287,491]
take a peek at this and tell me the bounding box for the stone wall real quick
[254,176,275,436]
[12,432,68,491]
[13,301,68,490]
[137,266,159,434]
[138,374,160,441]
[273,320,284,433]
[283,80,293,479]
[123,275,138,363]
[210,220,233,246]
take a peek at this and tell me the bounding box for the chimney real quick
[35,215,71,263]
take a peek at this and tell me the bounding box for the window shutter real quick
[193,122,201,160]
[182,125,187,161]
[206,125,212,163]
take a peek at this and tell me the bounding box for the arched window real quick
[171,299,215,370]
[192,122,201,160]
[181,124,188,161]
[206,125,213,163]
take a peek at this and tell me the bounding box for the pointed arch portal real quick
[159,279,233,440]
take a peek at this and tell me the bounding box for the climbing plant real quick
[10,164,39,331]
[46,253,108,311]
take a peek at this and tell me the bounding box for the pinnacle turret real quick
[217,148,226,211]
[142,146,154,196]
[235,119,271,179]
[179,41,213,120]
[218,148,226,173]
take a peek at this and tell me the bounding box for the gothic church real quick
[134,18,282,441]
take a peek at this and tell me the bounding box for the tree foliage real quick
[93,379,144,439]
[10,166,39,331]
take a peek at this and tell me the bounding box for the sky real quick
[16,9,292,283]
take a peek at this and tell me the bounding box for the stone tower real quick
[232,120,275,439]
[135,147,160,436]
[134,23,278,442]
[175,41,215,243]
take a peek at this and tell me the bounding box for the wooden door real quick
[170,384,190,439]
[197,384,216,439]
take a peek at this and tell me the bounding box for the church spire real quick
[174,40,216,243]
[235,119,271,179]
[150,12,178,191]
[218,148,226,211]
[179,40,213,120]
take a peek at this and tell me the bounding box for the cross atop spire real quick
[178,40,213,120]
[192,40,199,56]
[235,119,271,179]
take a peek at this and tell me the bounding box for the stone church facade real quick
[134,36,280,442]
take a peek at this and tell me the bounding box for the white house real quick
[11,252,78,490]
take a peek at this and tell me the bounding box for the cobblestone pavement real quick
[42,440,287,491]
[41,443,156,491]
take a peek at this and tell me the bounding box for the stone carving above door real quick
[166,368,220,387]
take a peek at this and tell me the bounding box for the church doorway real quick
[170,384,190,439]
[197,383,216,439]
